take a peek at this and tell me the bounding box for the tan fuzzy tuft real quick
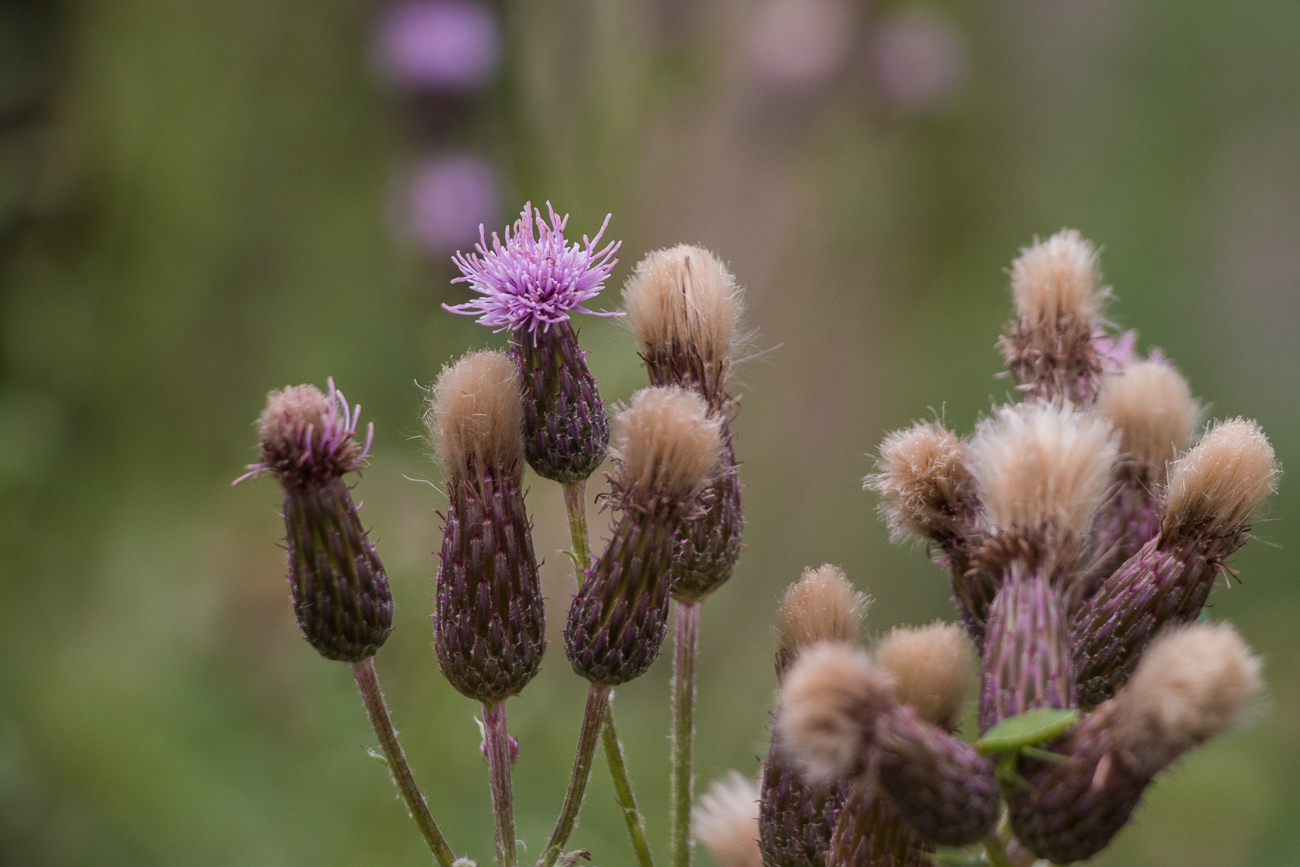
[868,421,976,543]
[427,350,525,484]
[693,771,762,867]
[776,642,895,785]
[1010,229,1107,324]
[776,565,868,676]
[623,245,742,365]
[874,622,974,731]
[1162,418,1278,539]
[611,386,724,503]
[1119,622,1261,763]
[1096,360,1198,481]
[259,384,330,453]
[968,401,1118,541]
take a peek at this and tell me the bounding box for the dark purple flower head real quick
[446,202,622,337]
[235,377,374,486]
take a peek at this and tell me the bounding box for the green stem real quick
[350,658,457,867]
[670,600,700,867]
[983,836,1015,867]
[601,696,655,867]
[561,481,590,572]
[482,700,517,867]
[537,684,613,867]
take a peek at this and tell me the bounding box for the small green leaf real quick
[977,708,1078,754]
[562,549,583,569]
[1020,744,1067,764]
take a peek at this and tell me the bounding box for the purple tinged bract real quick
[446,202,622,336]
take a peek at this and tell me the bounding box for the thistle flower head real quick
[623,244,743,370]
[1010,228,1107,325]
[446,202,622,336]
[777,642,895,785]
[694,772,763,867]
[968,401,1118,545]
[874,622,973,731]
[1162,417,1278,541]
[428,349,526,485]
[1119,622,1261,765]
[776,564,868,676]
[868,420,976,543]
[610,386,724,507]
[240,378,372,485]
[1096,358,1198,481]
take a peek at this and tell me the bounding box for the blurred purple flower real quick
[374,0,500,92]
[746,0,855,92]
[871,8,967,113]
[445,202,622,335]
[406,154,500,254]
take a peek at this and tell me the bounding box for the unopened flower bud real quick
[564,387,722,684]
[239,380,392,662]
[826,790,933,867]
[623,245,745,601]
[694,772,763,867]
[1010,623,1260,863]
[999,229,1111,404]
[429,350,545,702]
[1072,418,1277,707]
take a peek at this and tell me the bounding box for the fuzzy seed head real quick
[875,622,974,731]
[776,565,868,675]
[611,386,724,504]
[247,379,371,484]
[1163,418,1278,539]
[968,401,1118,541]
[1096,359,1198,480]
[869,421,975,543]
[428,350,525,484]
[694,771,762,867]
[1010,229,1106,324]
[623,244,742,366]
[1120,622,1261,761]
[777,642,896,785]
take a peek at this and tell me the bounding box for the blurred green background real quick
[2,0,1298,864]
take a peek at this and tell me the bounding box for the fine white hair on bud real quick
[693,771,762,867]
[968,401,1119,542]
[874,622,974,731]
[1119,622,1262,766]
[622,244,742,366]
[1010,228,1107,325]
[1096,359,1198,481]
[612,386,724,503]
[776,642,895,785]
[259,384,330,454]
[1162,417,1279,540]
[776,565,869,675]
[428,350,526,484]
[868,420,975,543]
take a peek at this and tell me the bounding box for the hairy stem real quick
[482,700,517,867]
[538,684,613,867]
[602,696,656,867]
[350,658,457,867]
[562,481,590,571]
[670,600,701,867]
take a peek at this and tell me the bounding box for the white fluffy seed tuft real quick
[427,350,525,483]
[612,386,724,503]
[693,772,762,867]
[777,565,868,675]
[1120,622,1261,765]
[1096,359,1198,481]
[622,245,742,365]
[1010,228,1107,324]
[968,401,1119,540]
[868,421,975,543]
[1162,418,1278,539]
[874,622,974,731]
[776,642,895,785]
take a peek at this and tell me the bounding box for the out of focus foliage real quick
[2,1,1299,865]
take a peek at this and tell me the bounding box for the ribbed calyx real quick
[565,387,723,684]
[245,381,392,662]
[512,320,610,483]
[997,229,1109,404]
[430,351,545,702]
[623,245,745,601]
[759,740,844,867]
[826,790,933,867]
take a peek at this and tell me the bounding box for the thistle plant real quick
[240,217,1273,867]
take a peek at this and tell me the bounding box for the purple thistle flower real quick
[234,377,374,486]
[446,202,622,337]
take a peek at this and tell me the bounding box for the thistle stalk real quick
[351,658,457,867]
[539,685,611,867]
[670,600,700,867]
[482,700,517,867]
[602,699,656,867]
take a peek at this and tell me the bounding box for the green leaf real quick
[977,708,1078,754]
